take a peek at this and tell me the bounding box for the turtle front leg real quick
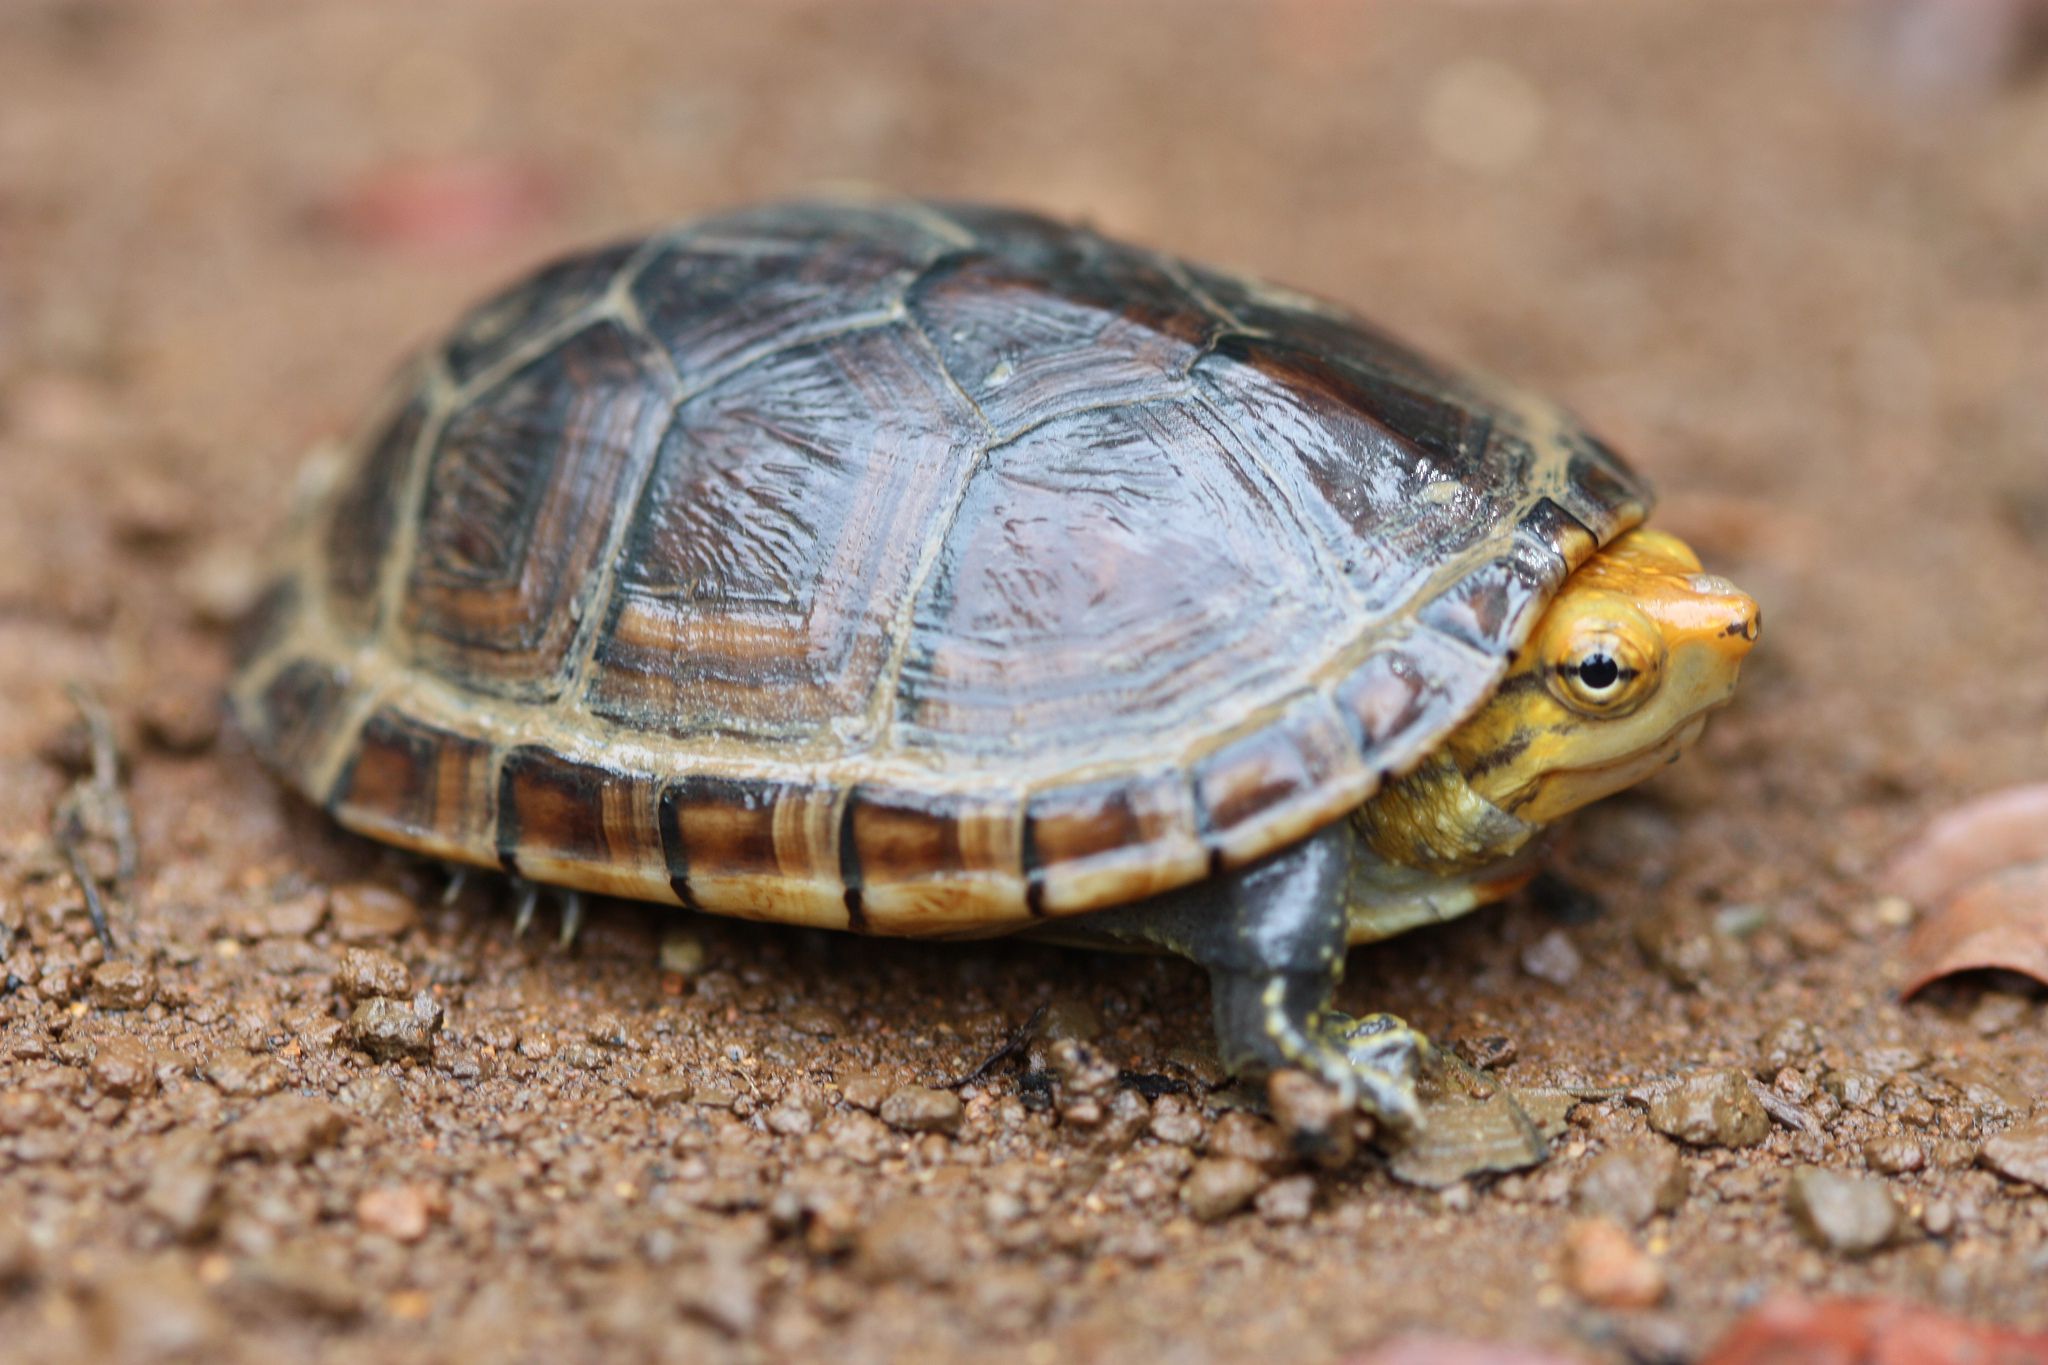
[1089,820,1427,1133]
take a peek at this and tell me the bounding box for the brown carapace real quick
[232,199,1651,941]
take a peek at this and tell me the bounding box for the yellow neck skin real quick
[1356,529,1759,876]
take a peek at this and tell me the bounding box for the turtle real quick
[231,198,1759,1129]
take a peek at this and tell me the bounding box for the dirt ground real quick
[5,2,2048,1362]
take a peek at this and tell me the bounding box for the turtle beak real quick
[1666,578,1759,714]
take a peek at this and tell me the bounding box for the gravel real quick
[1181,1157,1267,1221]
[878,1085,964,1134]
[1563,1218,1666,1308]
[1786,1167,1901,1257]
[1978,1122,2048,1191]
[346,993,443,1060]
[1646,1071,1772,1148]
[1575,1141,1688,1226]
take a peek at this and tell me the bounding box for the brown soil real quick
[5,3,2048,1362]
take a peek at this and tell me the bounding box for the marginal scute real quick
[248,658,349,784]
[844,785,1028,929]
[658,775,846,928]
[238,198,1655,934]
[496,747,669,902]
[1416,552,1556,657]
[1334,632,1499,781]
[1024,772,1208,913]
[330,708,493,863]
[1193,695,1374,868]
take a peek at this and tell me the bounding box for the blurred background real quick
[4,3,2048,1361]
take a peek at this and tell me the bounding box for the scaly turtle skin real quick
[232,199,1758,1128]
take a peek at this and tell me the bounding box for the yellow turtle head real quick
[1449,528,1760,825]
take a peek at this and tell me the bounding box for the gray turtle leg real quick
[1086,821,1427,1131]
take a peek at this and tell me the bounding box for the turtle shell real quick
[231,199,1650,937]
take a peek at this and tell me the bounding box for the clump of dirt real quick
[4,3,2048,1362]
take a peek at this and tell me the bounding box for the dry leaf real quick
[1899,863,2048,999]
[1883,783,2048,908]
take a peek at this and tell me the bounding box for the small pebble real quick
[878,1086,962,1135]
[204,1046,285,1097]
[329,884,418,941]
[141,1152,221,1241]
[256,893,327,939]
[657,932,705,977]
[357,1184,436,1242]
[1207,1110,1293,1171]
[1822,1068,1882,1109]
[89,959,155,1011]
[1563,1217,1666,1307]
[1453,1035,1519,1071]
[1787,1166,1899,1257]
[1756,1017,1820,1071]
[1038,994,1102,1043]
[335,947,412,1001]
[1520,929,1583,986]
[224,1095,349,1163]
[1646,1070,1770,1148]
[784,1004,843,1037]
[88,1034,157,1098]
[1182,1157,1266,1221]
[1255,1173,1317,1224]
[1633,907,1746,989]
[1978,1121,2048,1190]
[1147,1099,1205,1148]
[839,1072,890,1112]
[347,993,443,1060]
[1863,1134,1927,1175]
[1575,1141,1688,1226]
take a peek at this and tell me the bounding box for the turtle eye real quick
[1575,653,1622,693]
[1552,633,1653,714]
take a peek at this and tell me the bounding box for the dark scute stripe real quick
[655,782,701,911]
[1018,808,1048,917]
[837,790,868,933]
[493,752,529,876]
[1516,496,1594,562]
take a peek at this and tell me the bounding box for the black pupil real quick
[1578,654,1621,690]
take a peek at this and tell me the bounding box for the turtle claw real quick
[511,881,540,938]
[441,866,470,906]
[557,890,586,948]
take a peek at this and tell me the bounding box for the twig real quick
[49,682,135,952]
[943,1004,1046,1090]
